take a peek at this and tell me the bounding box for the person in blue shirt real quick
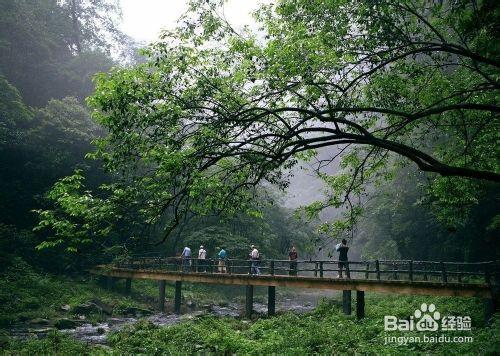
[217,247,227,273]
[181,246,192,272]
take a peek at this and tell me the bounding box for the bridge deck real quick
[90,258,498,320]
[90,266,492,298]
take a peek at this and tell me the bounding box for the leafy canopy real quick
[39,0,500,246]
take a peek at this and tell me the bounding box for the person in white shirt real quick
[250,245,260,275]
[181,246,191,272]
[198,245,207,272]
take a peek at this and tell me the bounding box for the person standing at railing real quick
[289,245,298,276]
[250,245,260,275]
[198,245,207,272]
[217,247,227,273]
[181,246,192,273]
[336,239,349,278]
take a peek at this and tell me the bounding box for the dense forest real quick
[0,0,319,274]
[0,0,498,354]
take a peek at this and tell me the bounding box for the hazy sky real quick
[120,0,267,43]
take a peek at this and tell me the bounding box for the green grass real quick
[102,296,498,355]
[0,258,151,328]
[3,331,95,355]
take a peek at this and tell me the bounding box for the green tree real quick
[37,0,499,250]
[0,76,32,145]
[1,94,101,228]
[58,0,127,56]
[356,167,499,261]
[0,0,121,106]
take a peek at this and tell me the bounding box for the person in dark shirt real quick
[336,239,349,278]
[288,246,298,276]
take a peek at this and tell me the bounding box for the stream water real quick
[10,290,339,345]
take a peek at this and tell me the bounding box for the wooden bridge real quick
[90,257,498,321]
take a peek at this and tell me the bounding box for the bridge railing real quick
[112,257,498,285]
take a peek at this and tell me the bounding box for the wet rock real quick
[180,310,207,321]
[73,299,113,315]
[195,310,207,317]
[97,327,106,335]
[28,327,55,334]
[28,318,50,326]
[60,304,71,312]
[194,344,205,351]
[119,306,153,317]
[73,303,101,315]
[180,314,195,321]
[91,299,114,315]
[54,318,82,330]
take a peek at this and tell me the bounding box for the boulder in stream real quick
[73,299,113,315]
[54,318,82,330]
[90,299,114,315]
[73,302,101,315]
[28,327,55,334]
[97,327,106,335]
[119,306,153,317]
[28,318,50,326]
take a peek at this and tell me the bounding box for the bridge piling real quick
[158,280,166,312]
[106,276,116,290]
[484,298,495,324]
[356,291,365,319]
[245,285,253,318]
[343,290,351,315]
[175,281,182,314]
[125,278,132,295]
[441,261,447,283]
[268,286,275,316]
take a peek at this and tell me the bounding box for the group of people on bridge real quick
[177,239,350,278]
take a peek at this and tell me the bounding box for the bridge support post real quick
[98,275,106,287]
[175,281,182,314]
[106,276,116,290]
[245,285,254,318]
[356,291,365,319]
[158,280,166,312]
[268,286,275,317]
[125,278,132,295]
[484,298,495,324]
[343,290,351,315]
